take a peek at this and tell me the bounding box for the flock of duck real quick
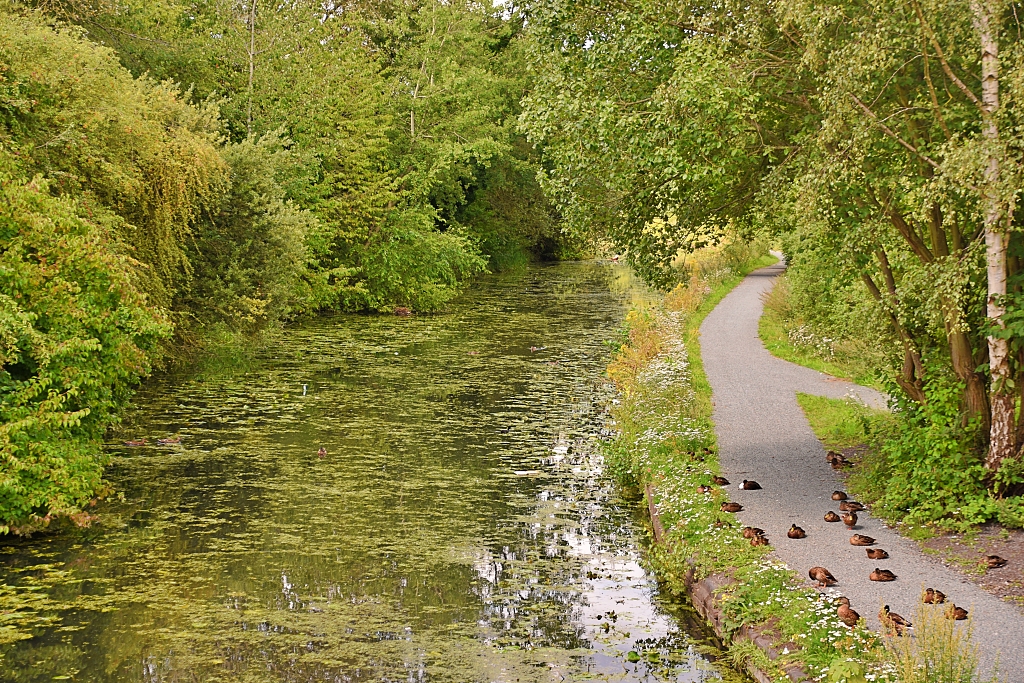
[713,449,1008,636]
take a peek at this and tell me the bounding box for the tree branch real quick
[910,0,984,110]
[849,94,943,172]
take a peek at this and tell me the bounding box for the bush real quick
[342,210,488,312]
[0,164,168,532]
[183,133,314,333]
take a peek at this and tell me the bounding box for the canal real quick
[0,262,745,682]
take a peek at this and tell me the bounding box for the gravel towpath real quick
[700,261,1024,679]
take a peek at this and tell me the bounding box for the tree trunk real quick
[973,0,1013,470]
[247,0,258,136]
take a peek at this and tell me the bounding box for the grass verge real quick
[759,275,883,390]
[606,242,992,682]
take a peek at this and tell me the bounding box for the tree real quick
[522,0,1024,478]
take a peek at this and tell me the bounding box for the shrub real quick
[0,163,168,532]
[183,133,314,333]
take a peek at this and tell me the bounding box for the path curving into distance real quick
[700,260,1024,679]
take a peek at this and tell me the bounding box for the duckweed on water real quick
[0,263,747,683]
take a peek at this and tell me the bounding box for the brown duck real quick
[880,605,912,635]
[824,511,841,523]
[721,502,743,513]
[986,554,1008,569]
[318,446,327,458]
[712,476,730,486]
[870,568,897,582]
[750,534,770,547]
[809,566,837,587]
[123,439,147,447]
[946,604,969,620]
[738,480,762,490]
[837,597,860,627]
[839,501,865,512]
[923,588,946,604]
[850,534,875,546]
[831,490,848,501]
[697,485,712,494]
[866,548,889,560]
[842,512,858,529]
[787,524,806,539]
[742,526,765,538]
[827,451,851,469]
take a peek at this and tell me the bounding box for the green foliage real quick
[885,600,990,683]
[0,8,228,308]
[761,273,888,389]
[344,215,487,312]
[0,160,168,532]
[183,133,314,332]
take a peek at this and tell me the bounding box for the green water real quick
[0,262,741,682]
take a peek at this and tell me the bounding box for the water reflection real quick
[0,262,743,682]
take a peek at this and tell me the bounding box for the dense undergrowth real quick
[605,242,991,682]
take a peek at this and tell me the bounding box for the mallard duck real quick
[923,587,946,604]
[946,604,969,620]
[850,534,875,546]
[827,451,851,469]
[870,568,897,582]
[712,476,730,486]
[714,520,732,528]
[721,502,743,513]
[156,436,181,445]
[842,512,858,529]
[787,524,806,539]
[866,548,889,560]
[839,500,865,512]
[318,446,327,458]
[832,491,848,501]
[750,534,769,547]
[809,566,837,587]
[880,605,912,634]
[697,485,712,494]
[123,439,147,447]
[738,480,762,490]
[837,597,860,627]
[742,526,765,539]
[986,554,1008,568]
[824,511,841,523]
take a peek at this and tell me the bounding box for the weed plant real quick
[885,598,992,683]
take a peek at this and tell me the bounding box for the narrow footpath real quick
[701,261,1024,679]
